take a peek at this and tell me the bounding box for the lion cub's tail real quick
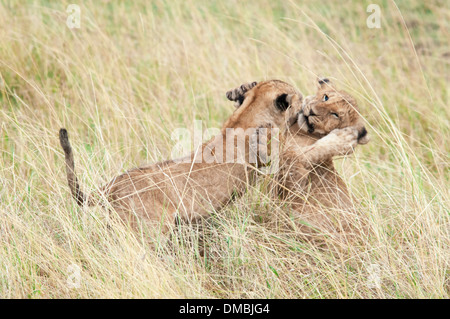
[59,128,90,206]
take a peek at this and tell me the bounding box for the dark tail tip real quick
[59,128,71,154]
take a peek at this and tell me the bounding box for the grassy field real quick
[0,0,448,298]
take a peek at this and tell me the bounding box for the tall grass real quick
[0,0,448,298]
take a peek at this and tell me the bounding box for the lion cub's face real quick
[297,79,369,144]
[225,80,303,133]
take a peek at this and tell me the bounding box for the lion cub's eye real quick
[331,112,339,118]
[323,94,329,102]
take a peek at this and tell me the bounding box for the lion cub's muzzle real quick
[298,95,316,133]
[305,117,315,133]
[296,110,315,133]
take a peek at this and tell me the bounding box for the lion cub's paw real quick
[319,127,359,156]
[226,81,258,108]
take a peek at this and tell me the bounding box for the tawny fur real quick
[60,80,302,232]
[279,79,369,241]
[227,79,369,242]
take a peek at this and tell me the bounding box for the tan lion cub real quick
[60,80,302,232]
[279,79,369,238]
[227,78,369,240]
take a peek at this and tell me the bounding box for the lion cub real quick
[227,78,369,240]
[59,80,302,232]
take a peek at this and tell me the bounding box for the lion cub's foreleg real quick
[275,127,361,241]
[284,127,358,170]
[253,125,358,196]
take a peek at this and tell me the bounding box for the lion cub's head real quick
[297,78,369,145]
[225,80,303,133]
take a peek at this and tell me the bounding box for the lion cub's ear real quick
[275,93,297,111]
[226,81,258,108]
[275,93,289,111]
[317,77,336,90]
